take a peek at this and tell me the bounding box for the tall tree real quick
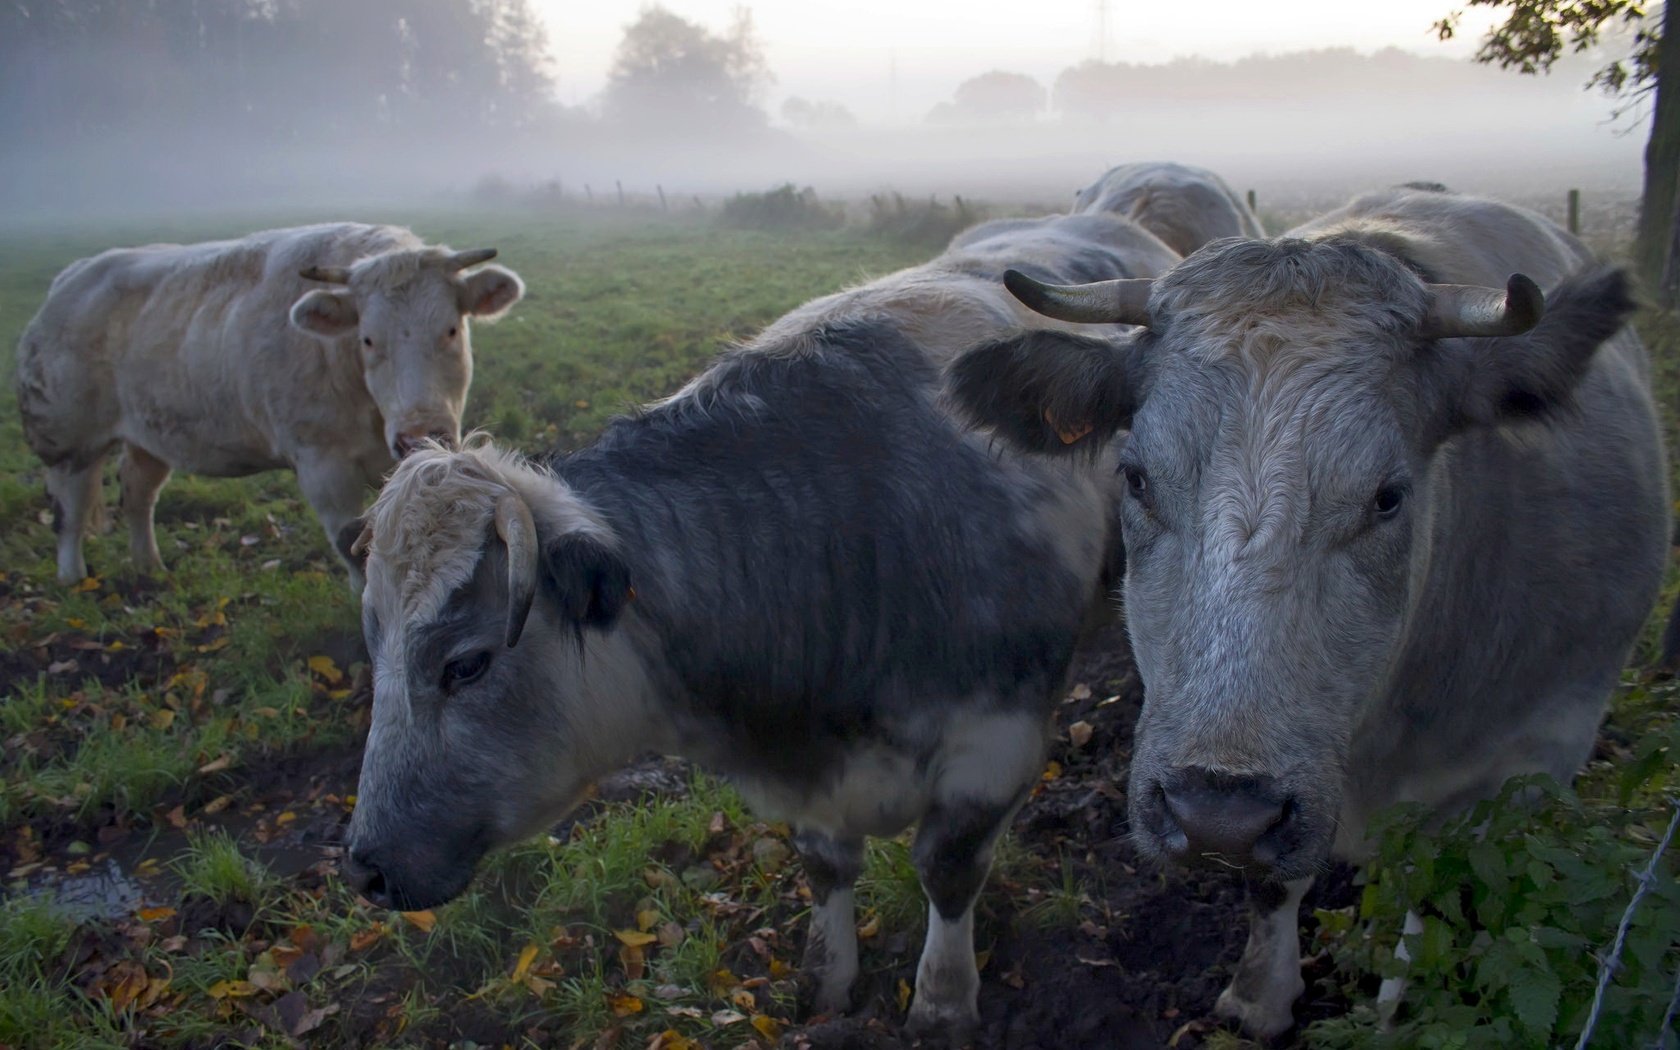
[1435,1,1675,306]
[601,6,771,138]
[927,70,1046,124]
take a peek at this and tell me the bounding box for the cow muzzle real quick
[392,429,458,460]
[1138,767,1302,871]
[342,838,478,912]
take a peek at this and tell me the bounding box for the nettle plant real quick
[1307,718,1680,1050]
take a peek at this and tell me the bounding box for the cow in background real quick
[16,223,524,586]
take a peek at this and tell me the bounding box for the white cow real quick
[15,223,524,585]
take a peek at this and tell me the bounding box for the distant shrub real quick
[717,184,843,231]
[866,191,986,246]
[1306,711,1680,1049]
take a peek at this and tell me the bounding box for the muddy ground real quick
[4,610,1358,1050]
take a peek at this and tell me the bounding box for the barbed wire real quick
[1572,799,1679,1050]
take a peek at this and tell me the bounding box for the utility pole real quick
[1093,0,1110,63]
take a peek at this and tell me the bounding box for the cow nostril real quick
[344,848,392,906]
[1159,768,1288,865]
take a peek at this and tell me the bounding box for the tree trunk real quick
[1636,0,1679,308]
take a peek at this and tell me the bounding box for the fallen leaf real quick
[511,943,539,982]
[614,929,657,947]
[149,708,176,730]
[619,943,646,981]
[164,805,188,829]
[202,795,233,815]
[75,576,101,592]
[711,1009,746,1025]
[1068,721,1094,749]
[651,1030,697,1050]
[198,755,232,774]
[137,906,177,922]
[275,811,296,826]
[656,921,685,948]
[708,810,727,835]
[607,991,643,1017]
[856,913,880,939]
[974,948,992,972]
[401,910,436,933]
[730,988,756,1012]
[706,968,739,997]
[207,979,256,999]
[307,655,344,685]
[750,1014,783,1040]
[349,925,384,952]
[896,979,912,1013]
[635,908,660,932]
[1041,760,1062,782]
[1068,683,1093,700]
[768,957,793,979]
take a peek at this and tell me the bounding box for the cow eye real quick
[447,326,458,338]
[442,650,490,689]
[362,336,374,348]
[1373,484,1407,518]
[1121,465,1149,499]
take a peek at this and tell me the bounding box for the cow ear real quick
[1417,266,1634,443]
[542,533,632,630]
[946,329,1143,455]
[290,289,359,338]
[459,265,525,322]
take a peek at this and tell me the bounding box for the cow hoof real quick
[905,996,979,1043]
[808,979,853,1018]
[1214,982,1299,1040]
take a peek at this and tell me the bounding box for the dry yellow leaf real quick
[207,979,256,999]
[510,943,540,983]
[856,913,880,939]
[401,910,437,933]
[896,978,913,1013]
[197,754,232,774]
[307,655,344,685]
[137,906,177,922]
[751,1014,783,1040]
[613,928,657,947]
[149,708,175,730]
[1041,760,1063,782]
[635,907,660,932]
[606,991,643,1017]
[768,957,793,979]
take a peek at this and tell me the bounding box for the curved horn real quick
[447,248,498,271]
[299,265,352,284]
[494,492,539,648]
[1420,273,1544,340]
[349,520,374,559]
[1004,269,1154,326]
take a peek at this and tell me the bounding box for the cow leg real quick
[119,443,171,574]
[47,457,106,584]
[792,830,863,1015]
[295,455,372,592]
[1214,875,1312,1038]
[906,798,1017,1035]
[1375,908,1426,1024]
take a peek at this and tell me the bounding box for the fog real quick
[0,1,1650,226]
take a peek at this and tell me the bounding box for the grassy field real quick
[0,206,1675,1050]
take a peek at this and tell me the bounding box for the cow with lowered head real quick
[947,186,1669,1036]
[15,223,524,586]
[1072,160,1266,256]
[338,201,1204,1033]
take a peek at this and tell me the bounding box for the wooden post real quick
[1246,188,1258,213]
[657,185,668,212]
[693,194,703,210]
[584,183,593,204]
[616,180,625,207]
[1567,188,1581,235]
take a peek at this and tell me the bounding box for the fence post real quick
[1567,188,1581,235]
[584,183,593,204]
[1247,188,1258,213]
[617,180,625,207]
[657,185,668,212]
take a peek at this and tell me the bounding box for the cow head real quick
[289,248,524,460]
[948,239,1634,880]
[342,439,641,911]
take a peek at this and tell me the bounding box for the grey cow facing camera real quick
[948,186,1669,1036]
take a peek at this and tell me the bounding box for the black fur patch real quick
[945,330,1140,456]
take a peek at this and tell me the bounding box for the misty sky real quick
[538,0,1503,121]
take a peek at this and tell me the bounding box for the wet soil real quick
[6,618,1354,1049]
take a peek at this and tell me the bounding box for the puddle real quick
[18,857,149,922]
